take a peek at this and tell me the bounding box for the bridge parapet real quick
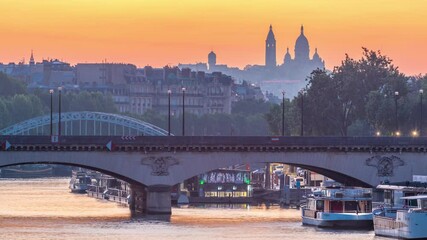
[1,136,427,153]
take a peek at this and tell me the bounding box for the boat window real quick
[407,199,418,207]
[364,201,372,213]
[344,201,358,212]
[404,193,417,207]
[316,200,324,211]
[330,201,343,213]
[394,191,404,207]
[384,190,392,205]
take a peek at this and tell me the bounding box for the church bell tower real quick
[265,25,277,68]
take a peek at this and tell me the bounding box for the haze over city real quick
[3,1,427,240]
[1,0,426,75]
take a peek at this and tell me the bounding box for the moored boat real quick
[69,170,92,193]
[301,187,373,228]
[373,182,427,239]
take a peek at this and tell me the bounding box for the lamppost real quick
[300,89,305,136]
[282,90,285,136]
[420,89,424,136]
[49,89,54,136]
[182,87,186,136]
[168,89,171,136]
[394,91,399,136]
[58,86,62,137]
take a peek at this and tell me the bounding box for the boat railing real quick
[372,202,392,209]
[102,188,129,204]
[322,210,370,214]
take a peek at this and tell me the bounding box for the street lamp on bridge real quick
[394,91,399,136]
[58,86,62,136]
[49,89,54,136]
[168,89,172,136]
[282,90,285,136]
[420,89,424,136]
[182,87,186,136]
[300,89,305,137]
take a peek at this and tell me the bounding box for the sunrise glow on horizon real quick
[0,0,426,75]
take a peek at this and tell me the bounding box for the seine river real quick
[0,178,383,240]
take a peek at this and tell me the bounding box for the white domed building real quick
[279,25,325,80]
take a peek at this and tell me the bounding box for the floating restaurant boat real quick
[301,187,373,228]
[373,183,427,239]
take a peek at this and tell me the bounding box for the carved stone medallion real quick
[141,156,179,176]
[365,155,404,177]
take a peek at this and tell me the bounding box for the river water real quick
[0,178,382,240]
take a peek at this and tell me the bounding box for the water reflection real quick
[0,178,375,240]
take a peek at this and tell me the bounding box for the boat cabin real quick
[376,183,427,208]
[307,188,372,213]
[400,195,427,210]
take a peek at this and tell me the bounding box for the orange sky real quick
[0,0,426,75]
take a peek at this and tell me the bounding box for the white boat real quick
[373,183,427,239]
[69,170,92,193]
[301,187,373,228]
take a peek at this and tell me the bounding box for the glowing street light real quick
[375,131,381,137]
[412,130,419,137]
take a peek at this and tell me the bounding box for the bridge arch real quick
[0,111,168,136]
[176,161,371,188]
[0,161,144,187]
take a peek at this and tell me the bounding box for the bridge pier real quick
[129,184,146,216]
[129,184,172,215]
[146,185,172,215]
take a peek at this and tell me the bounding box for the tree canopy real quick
[265,48,424,137]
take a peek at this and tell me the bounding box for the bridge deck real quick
[1,136,427,152]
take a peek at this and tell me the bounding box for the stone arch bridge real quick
[1,135,427,214]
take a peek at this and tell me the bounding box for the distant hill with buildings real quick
[179,25,325,97]
[0,59,265,118]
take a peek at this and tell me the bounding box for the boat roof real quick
[377,182,427,193]
[309,197,371,201]
[401,195,427,200]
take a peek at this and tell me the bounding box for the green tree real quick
[0,73,26,97]
[264,99,293,136]
[0,98,11,129]
[8,94,44,124]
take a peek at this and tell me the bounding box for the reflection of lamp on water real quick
[232,186,237,191]
[218,186,223,191]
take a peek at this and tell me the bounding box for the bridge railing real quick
[1,136,427,148]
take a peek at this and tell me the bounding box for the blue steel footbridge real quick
[0,111,168,136]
